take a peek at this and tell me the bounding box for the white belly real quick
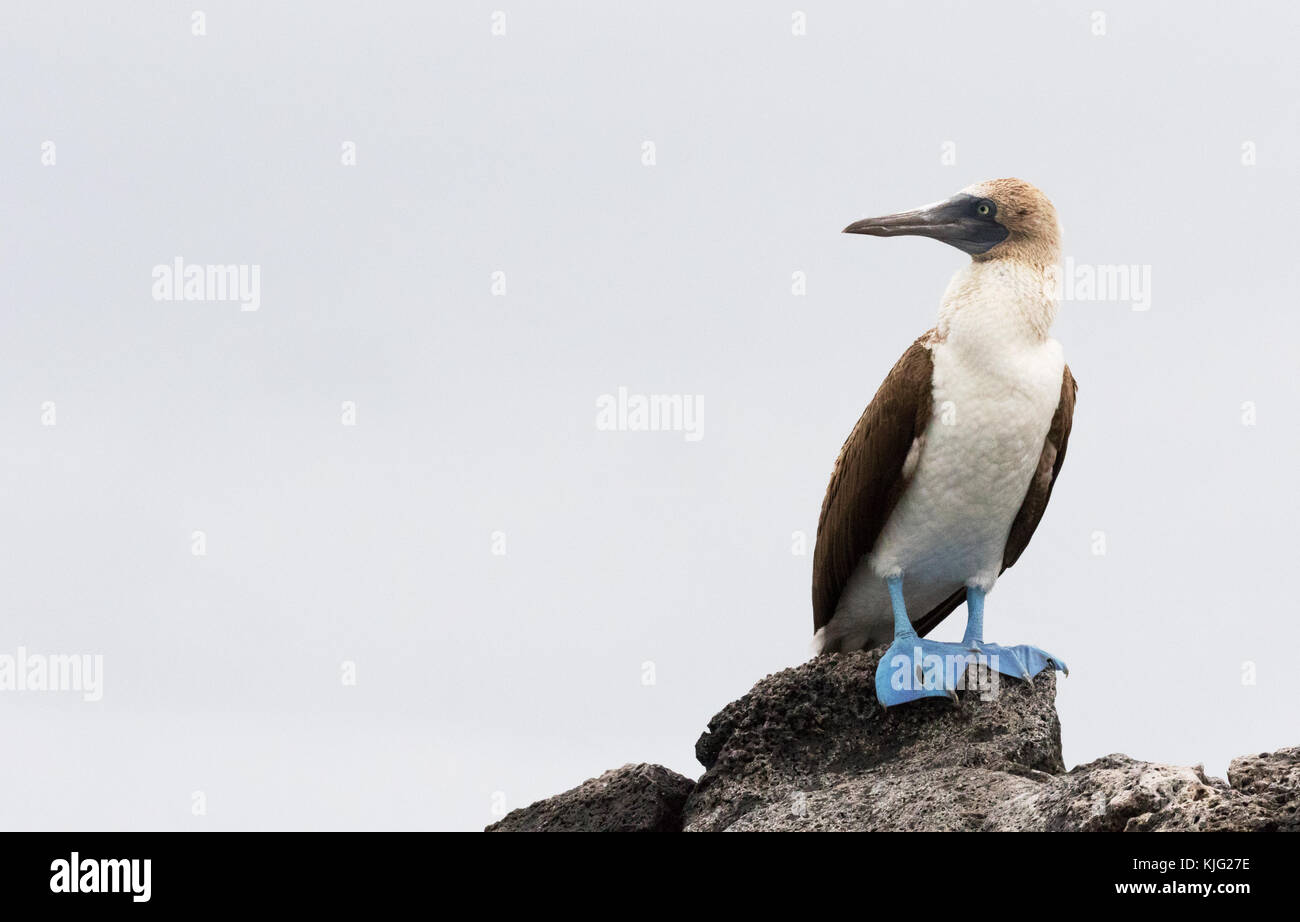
[825,336,1065,649]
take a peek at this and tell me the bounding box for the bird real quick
[812,178,1076,707]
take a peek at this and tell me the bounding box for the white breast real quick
[869,334,1064,589]
[817,258,1065,652]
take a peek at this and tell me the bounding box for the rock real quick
[684,648,1065,831]
[1225,748,1300,831]
[987,754,1279,831]
[488,650,1299,831]
[484,763,694,832]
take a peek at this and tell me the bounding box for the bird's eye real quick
[976,203,992,217]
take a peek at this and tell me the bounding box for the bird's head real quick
[843,178,1060,266]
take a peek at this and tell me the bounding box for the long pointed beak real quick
[843,205,961,238]
[843,194,1008,255]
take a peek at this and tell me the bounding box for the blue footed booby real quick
[812,178,1076,707]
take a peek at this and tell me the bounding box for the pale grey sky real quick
[1,1,1297,830]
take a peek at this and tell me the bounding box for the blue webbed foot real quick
[966,642,1067,684]
[874,575,975,708]
[874,635,972,707]
[959,585,1067,686]
[873,579,1070,708]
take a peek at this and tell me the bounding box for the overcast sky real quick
[1,0,1297,830]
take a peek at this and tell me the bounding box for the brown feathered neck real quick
[963,178,1062,270]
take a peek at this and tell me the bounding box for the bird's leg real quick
[887,575,915,642]
[873,575,964,708]
[960,584,1069,686]
[962,586,985,649]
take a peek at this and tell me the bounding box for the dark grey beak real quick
[843,193,1008,255]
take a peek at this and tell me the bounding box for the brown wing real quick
[910,364,1078,637]
[1001,364,1077,569]
[812,334,935,633]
